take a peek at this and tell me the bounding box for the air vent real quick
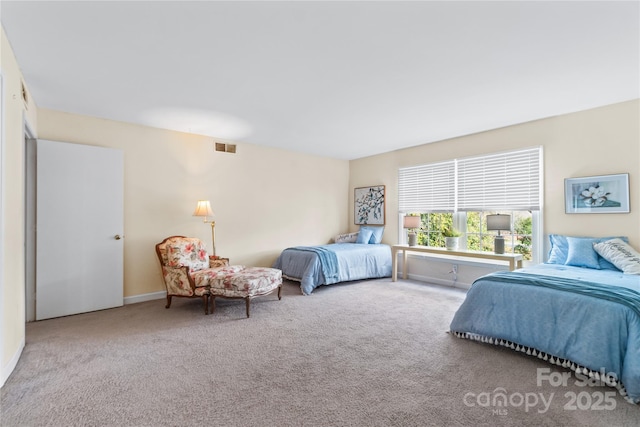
[214,142,237,153]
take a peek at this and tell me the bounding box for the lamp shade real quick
[403,215,421,229]
[486,214,511,231]
[193,200,214,217]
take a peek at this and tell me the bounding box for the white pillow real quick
[334,231,359,243]
[593,238,640,275]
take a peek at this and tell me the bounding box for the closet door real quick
[36,139,124,320]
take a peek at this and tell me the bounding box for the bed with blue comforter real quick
[450,263,640,404]
[272,243,392,295]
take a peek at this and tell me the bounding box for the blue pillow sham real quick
[359,225,384,244]
[547,234,629,270]
[565,236,600,269]
[356,229,374,244]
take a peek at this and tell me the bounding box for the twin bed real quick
[273,242,392,295]
[450,235,640,404]
[272,227,392,295]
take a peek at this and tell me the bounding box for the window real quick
[398,147,542,263]
[414,212,454,247]
[465,211,534,260]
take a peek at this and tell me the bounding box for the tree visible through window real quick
[410,211,533,260]
[414,213,454,247]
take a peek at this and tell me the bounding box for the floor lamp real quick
[193,200,216,256]
[486,214,511,254]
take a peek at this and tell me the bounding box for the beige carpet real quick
[1,279,639,427]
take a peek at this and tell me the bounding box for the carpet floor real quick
[1,278,639,426]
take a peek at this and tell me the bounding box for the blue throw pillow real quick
[356,229,373,244]
[598,256,618,271]
[565,236,600,269]
[547,234,629,270]
[547,234,569,265]
[360,225,384,244]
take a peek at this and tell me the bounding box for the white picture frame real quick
[564,173,630,214]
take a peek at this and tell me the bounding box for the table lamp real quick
[486,214,511,254]
[403,215,421,247]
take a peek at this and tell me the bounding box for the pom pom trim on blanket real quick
[450,330,637,404]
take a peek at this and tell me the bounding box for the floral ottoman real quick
[207,266,282,318]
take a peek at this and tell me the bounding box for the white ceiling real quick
[2,1,639,160]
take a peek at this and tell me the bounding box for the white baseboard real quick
[405,272,472,290]
[124,291,166,305]
[1,337,25,389]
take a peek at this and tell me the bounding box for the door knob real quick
[115,235,122,240]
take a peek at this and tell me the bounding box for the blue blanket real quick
[291,246,340,284]
[484,270,640,318]
[450,264,640,404]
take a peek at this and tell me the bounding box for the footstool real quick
[208,266,282,318]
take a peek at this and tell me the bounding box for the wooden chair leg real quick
[165,295,172,309]
[245,297,250,318]
[203,295,209,315]
[278,285,282,300]
[210,296,216,314]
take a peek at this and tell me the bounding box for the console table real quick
[391,245,523,281]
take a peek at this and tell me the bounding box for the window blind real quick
[398,147,541,213]
[457,147,541,211]
[398,160,456,212]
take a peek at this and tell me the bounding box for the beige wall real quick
[349,100,640,248]
[1,27,39,383]
[37,109,350,298]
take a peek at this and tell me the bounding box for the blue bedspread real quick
[450,264,640,403]
[290,246,340,284]
[272,243,392,295]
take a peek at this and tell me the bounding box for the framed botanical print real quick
[564,173,630,214]
[354,185,385,225]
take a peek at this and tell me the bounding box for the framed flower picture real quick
[354,185,385,225]
[564,173,629,214]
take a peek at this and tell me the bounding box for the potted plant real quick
[443,226,461,250]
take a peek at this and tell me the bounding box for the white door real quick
[36,139,124,320]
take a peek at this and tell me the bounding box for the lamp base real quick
[494,236,505,254]
[408,232,417,247]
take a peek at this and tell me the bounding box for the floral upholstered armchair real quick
[155,235,230,315]
[156,235,282,317]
